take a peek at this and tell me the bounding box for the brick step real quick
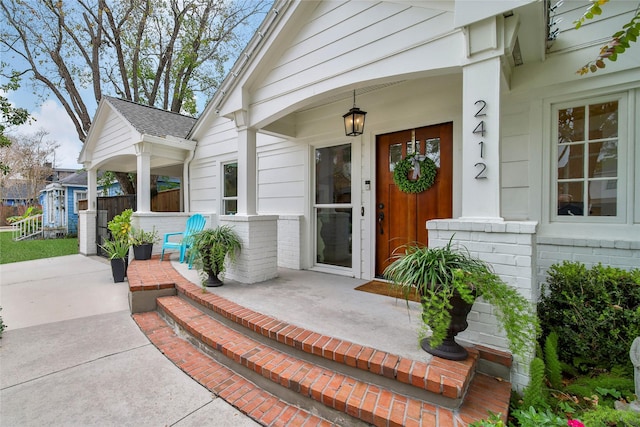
[174,279,478,403]
[128,257,512,425]
[132,311,339,427]
[154,295,511,426]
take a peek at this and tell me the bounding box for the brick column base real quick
[220,215,278,284]
[427,219,538,392]
[78,210,97,255]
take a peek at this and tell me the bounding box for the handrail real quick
[11,214,43,241]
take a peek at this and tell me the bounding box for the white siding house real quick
[78,0,640,391]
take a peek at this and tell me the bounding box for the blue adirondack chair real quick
[160,214,206,264]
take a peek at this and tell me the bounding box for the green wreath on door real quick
[392,154,437,194]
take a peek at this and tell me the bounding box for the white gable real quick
[78,100,140,171]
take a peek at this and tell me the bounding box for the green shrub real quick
[538,261,640,372]
[580,405,640,427]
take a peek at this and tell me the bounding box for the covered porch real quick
[77,96,202,256]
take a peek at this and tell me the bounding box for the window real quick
[554,97,623,219]
[314,144,352,268]
[222,162,237,215]
[74,190,87,214]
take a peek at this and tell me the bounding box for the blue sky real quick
[7,90,87,170]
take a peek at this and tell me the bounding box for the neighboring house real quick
[40,171,123,236]
[1,180,32,207]
[78,0,640,390]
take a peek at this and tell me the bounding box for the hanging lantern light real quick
[343,90,367,136]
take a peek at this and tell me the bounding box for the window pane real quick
[315,144,351,204]
[389,143,402,172]
[425,137,441,168]
[589,141,617,178]
[589,180,617,216]
[558,106,585,142]
[317,208,352,268]
[224,163,237,197]
[558,182,584,216]
[558,144,583,179]
[589,101,618,140]
[224,199,237,215]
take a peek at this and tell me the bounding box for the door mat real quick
[354,280,421,303]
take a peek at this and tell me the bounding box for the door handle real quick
[378,212,384,235]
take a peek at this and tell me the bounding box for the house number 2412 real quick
[473,100,488,179]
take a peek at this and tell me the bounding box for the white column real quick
[86,166,97,210]
[237,126,257,216]
[135,142,152,213]
[461,57,502,220]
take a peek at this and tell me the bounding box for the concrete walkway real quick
[0,254,259,427]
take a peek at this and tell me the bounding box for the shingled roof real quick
[104,96,197,139]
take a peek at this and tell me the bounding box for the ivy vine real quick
[392,154,437,194]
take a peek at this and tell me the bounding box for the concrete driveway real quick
[0,254,259,427]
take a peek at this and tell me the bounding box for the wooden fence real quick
[152,188,180,212]
[77,188,180,213]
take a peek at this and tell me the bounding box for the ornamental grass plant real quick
[383,237,538,360]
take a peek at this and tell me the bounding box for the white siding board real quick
[258,150,305,170]
[259,165,305,184]
[260,197,305,214]
[253,1,454,104]
[259,181,306,199]
[548,1,637,54]
[92,112,137,165]
[502,161,529,188]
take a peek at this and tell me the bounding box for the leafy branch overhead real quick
[575,0,640,75]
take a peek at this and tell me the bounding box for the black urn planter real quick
[133,243,153,260]
[420,291,475,361]
[110,257,128,283]
[204,269,223,287]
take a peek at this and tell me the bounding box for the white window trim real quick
[541,88,636,240]
[550,93,627,224]
[310,140,359,277]
[74,190,87,214]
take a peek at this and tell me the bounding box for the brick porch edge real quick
[128,256,511,426]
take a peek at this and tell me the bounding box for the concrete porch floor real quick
[170,259,429,363]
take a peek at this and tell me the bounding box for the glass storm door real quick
[315,144,352,268]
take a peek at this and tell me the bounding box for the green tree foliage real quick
[0,71,31,175]
[575,0,640,74]
[0,0,270,192]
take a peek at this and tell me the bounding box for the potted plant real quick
[107,209,132,241]
[130,227,158,260]
[384,238,538,361]
[100,237,131,282]
[190,225,241,287]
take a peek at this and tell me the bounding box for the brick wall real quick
[78,210,97,255]
[277,215,304,269]
[427,219,538,392]
[537,237,640,288]
[221,215,278,284]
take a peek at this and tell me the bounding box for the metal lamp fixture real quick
[343,90,367,136]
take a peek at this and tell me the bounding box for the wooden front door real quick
[375,123,453,277]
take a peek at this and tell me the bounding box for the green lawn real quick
[0,231,79,264]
